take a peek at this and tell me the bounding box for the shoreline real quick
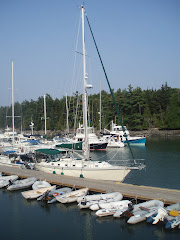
[1,128,180,138]
[129,128,180,137]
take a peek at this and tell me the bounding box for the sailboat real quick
[35,6,145,182]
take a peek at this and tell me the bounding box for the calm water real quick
[1,137,180,240]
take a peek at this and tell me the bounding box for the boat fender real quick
[169,210,179,217]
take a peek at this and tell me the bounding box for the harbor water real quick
[1,137,180,240]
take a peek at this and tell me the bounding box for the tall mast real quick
[44,94,47,136]
[81,5,89,160]
[99,80,101,132]
[12,61,15,147]
[66,93,69,135]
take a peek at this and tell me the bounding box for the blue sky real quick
[0,0,179,106]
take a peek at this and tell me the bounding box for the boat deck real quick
[1,165,180,205]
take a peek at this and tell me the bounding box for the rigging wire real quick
[85,10,136,162]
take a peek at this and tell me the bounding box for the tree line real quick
[0,83,179,133]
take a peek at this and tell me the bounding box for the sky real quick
[0,0,179,106]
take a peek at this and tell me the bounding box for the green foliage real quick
[0,83,179,131]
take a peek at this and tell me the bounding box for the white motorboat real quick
[78,192,123,209]
[95,200,132,217]
[32,180,51,190]
[103,121,146,145]
[56,188,88,203]
[74,125,108,151]
[0,175,19,188]
[0,154,25,168]
[127,200,164,224]
[7,177,37,191]
[21,185,56,199]
[103,135,125,148]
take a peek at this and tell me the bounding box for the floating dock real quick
[1,165,180,205]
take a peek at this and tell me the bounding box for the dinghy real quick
[165,215,180,229]
[21,185,56,199]
[47,187,72,204]
[127,200,164,224]
[148,203,180,229]
[113,202,134,218]
[0,174,18,181]
[56,188,88,203]
[0,175,18,188]
[95,200,132,217]
[32,180,51,190]
[7,177,37,191]
[77,192,123,209]
[146,203,180,224]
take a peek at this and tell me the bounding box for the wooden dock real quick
[1,165,180,205]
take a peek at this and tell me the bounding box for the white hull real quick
[0,175,19,188]
[35,165,130,182]
[32,180,51,190]
[96,200,131,217]
[78,192,123,209]
[0,155,25,169]
[127,200,164,224]
[56,188,88,203]
[7,177,37,191]
[107,141,124,148]
[22,185,56,199]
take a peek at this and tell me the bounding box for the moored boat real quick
[34,5,145,183]
[0,175,19,188]
[95,200,132,217]
[47,187,72,204]
[32,180,51,190]
[21,185,56,199]
[56,188,88,203]
[78,192,123,209]
[146,203,180,224]
[102,121,146,146]
[7,177,37,191]
[127,200,164,224]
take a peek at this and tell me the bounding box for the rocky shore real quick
[129,128,180,137]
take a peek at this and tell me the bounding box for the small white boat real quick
[0,175,19,188]
[127,200,164,224]
[47,187,72,204]
[96,200,132,217]
[114,202,134,218]
[0,174,18,181]
[56,188,88,203]
[7,177,37,191]
[165,215,180,229]
[147,203,180,229]
[21,185,56,199]
[78,192,123,209]
[147,203,180,225]
[32,180,51,190]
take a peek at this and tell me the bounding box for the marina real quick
[0,2,179,239]
[1,165,180,205]
[0,130,180,240]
